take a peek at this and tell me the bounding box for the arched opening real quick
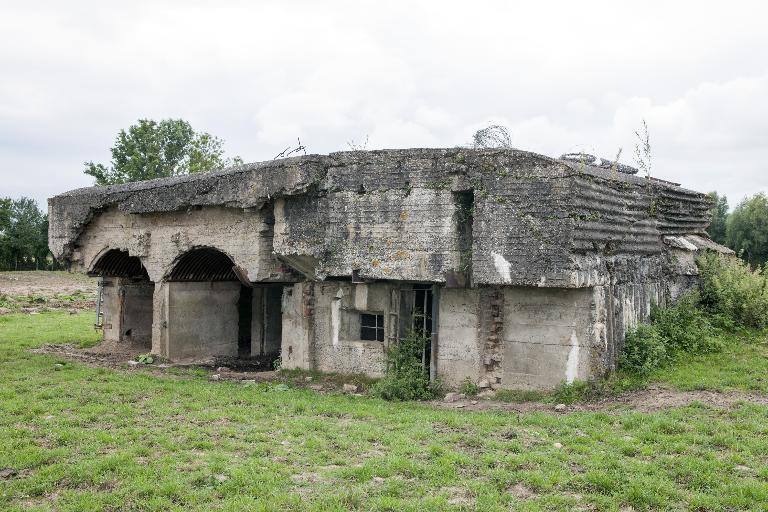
[89,249,154,347]
[163,247,283,363]
[166,247,238,282]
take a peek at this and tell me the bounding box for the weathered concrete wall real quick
[310,282,389,377]
[165,281,240,361]
[435,288,481,387]
[499,287,598,389]
[72,206,287,283]
[99,277,153,346]
[51,149,718,290]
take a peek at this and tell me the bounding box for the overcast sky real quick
[1,0,767,209]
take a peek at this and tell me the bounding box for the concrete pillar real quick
[151,281,170,357]
[280,282,314,370]
[101,277,121,343]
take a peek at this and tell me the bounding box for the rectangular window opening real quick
[360,313,385,342]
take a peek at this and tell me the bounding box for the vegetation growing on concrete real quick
[371,331,441,401]
[620,254,768,377]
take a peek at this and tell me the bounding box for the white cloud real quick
[0,0,767,209]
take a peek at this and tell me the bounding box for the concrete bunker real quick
[89,249,154,347]
[49,148,735,390]
[164,247,284,363]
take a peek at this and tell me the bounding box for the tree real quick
[0,197,51,270]
[726,193,768,268]
[84,119,242,185]
[0,198,11,233]
[706,192,729,245]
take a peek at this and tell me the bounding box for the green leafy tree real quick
[84,119,242,185]
[0,198,11,233]
[706,192,729,245]
[726,192,768,267]
[0,197,51,270]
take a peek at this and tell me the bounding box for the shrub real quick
[371,331,440,401]
[650,294,722,357]
[619,324,666,376]
[697,253,768,329]
[459,377,479,397]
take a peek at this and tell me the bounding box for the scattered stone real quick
[215,366,230,373]
[455,404,466,409]
[210,374,221,381]
[478,379,490,389]
[554,403,567,412]
[373,476,385,483]
[622,435,634,441]
[213,474,228,482]
[470,400,479,405]
[43,415,54,421]
[127,360,140,366]
[308,384,324,391]
[553,442,563,449]
[241,379,256,385]
[444,392,460,403]
[343,383,359,393]
[304,376,313,382]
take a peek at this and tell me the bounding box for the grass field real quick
[1,311,767,511]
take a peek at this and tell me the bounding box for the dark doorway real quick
[249,285,284,359]
[400,284,437,378]
[238,285,253,357]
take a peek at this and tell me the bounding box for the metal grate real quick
[166,247,238,281]
[90,249,149,279]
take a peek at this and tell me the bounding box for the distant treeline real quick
[707,192,768,268]
[0,197,61,271]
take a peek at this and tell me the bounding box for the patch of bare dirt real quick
[32,342,150,370]
[430,385,768,414]
[0,271,95,296]
[0,271,97,314]
[32,342,302,384]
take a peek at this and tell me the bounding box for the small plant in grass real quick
[272,357,282,371]
[371,331,440,401]
[459,377,479,397]
[137,353,154,364]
